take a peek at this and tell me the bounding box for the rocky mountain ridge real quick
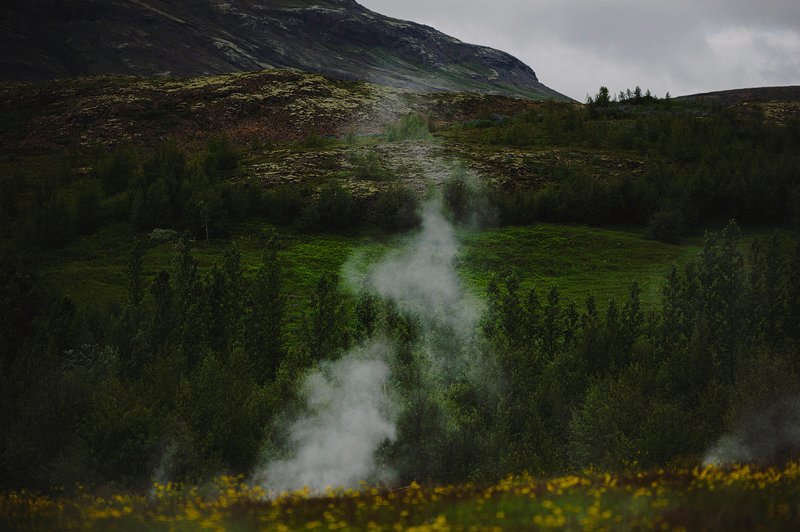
[0,0,569,100]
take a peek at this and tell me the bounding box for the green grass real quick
[39,221,703,314]
[459,224,702,308]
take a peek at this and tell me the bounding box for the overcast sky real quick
[358,0,800,101]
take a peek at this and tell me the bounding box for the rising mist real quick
[255,195,495,493]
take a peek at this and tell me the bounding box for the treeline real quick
[0,136,424,251]
[6,101,798,251]
[464,95,800,241]
[479,225,800,474]
[2,220,799,490]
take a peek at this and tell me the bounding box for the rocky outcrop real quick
[0,0,569,100]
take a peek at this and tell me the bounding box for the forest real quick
[1,91,800,507]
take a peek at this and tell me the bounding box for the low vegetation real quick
[1,75,799,528]
[3,464,799,530]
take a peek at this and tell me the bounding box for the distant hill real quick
[0,0,569,101]
[677,86,800,105]
[0,69,553,152]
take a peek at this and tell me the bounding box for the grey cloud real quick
[359,0,800,100]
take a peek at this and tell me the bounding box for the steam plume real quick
[703,397,800,466]
[255,341,397,493]
[256,196,488,493]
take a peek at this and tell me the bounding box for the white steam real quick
[366,198,480,337]
[703,397,800,466]
[256,196,487,493]
[346,197,485,384]
[255,341,397,493]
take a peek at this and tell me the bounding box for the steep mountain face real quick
[0,0,568,100]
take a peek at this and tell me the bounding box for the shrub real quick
[203,134,240,177]
[490,187,537,225]
[646,208,686,243]
[384,114,433,142]
[443,163,496,227]
[369,186,420,232]
[93,144,139,194]
[26,194,74,247]
[351,151,394,181]
[301,134,336,149]
[149,228,180,243]
[262,185,305,224]
[302,181,359,231]
[74,180,102,235]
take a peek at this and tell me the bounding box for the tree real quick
[149,270,173,348]
[594,86,611,107]
[127,238,145,308]
[303,272,350,362]
[74,180,102,235]
[203,133,240,179]
[542,285,562,357]
[355,291,379,342]
[174,240,204,365]
[622,280,644,350]
[243,232,285,383]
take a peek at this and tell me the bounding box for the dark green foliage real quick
[569,364,650,468]
[300,134,336,149]
[384,113,433,142]
[443,174,470,222]
[0,246,43,364]
[354,291,379,342]
[369,186,420,232]
[302,181,359,231]
[180,349,267,475]
[489,186,538,226]
[127,239,144,307]
[0,94,798,490]
[25,191,74,248]
[586,86,611,107]
[647,208,686,243]
[475,99,800,231]
[443,163,495,227]
[475,224,800,472]
[262,185,306,225]
[74,180,102,235]
[0,174,20,221]
[242,234,285,383]
[93,144,139,194]
[130,141,188,230]
[302,272,350,362]
[202,133,240,178]
[350,151,394,181]
[0,234,292,489]
[0,222,798,490]
[113,140,254,236]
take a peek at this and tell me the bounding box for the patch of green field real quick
[39,223,356,307]
[39,222,702,314]
[459,224,702,308]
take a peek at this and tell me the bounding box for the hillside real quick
[677,85,800,105]
[0,69,550,153]
[0,0,569,100]
[1,57,799,525]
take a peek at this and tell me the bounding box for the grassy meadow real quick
[40,220,703,312]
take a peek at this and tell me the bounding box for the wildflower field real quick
[3,463,799,530]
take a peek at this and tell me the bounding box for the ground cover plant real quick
[3,464,800,530]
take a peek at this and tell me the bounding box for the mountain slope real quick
[676,86,800,105]
[0,69,554,152]
[0,0,569,100]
